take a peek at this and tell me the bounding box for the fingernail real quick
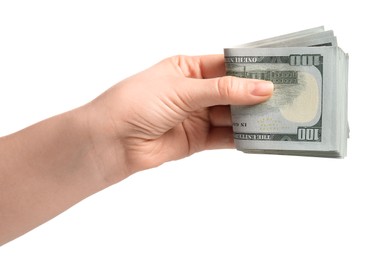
[250,80,274,96]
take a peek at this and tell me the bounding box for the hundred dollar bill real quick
[225,27,349,158]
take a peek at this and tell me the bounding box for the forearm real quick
[0,106,120,245]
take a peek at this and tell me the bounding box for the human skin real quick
[0,54,273,245]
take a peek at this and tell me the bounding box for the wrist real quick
[79,100,133,187]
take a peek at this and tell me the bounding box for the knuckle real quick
[173,55,202,78]
[216,76,237,101]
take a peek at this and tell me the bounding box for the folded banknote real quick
[225,26,349,158]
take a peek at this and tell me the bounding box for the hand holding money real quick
[225,27,349,158]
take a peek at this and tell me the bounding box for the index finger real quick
[197,54,226,79]
[176,54,226,79]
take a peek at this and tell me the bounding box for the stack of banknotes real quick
[224,27,349,158]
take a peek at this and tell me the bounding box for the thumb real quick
[180,76,274,110]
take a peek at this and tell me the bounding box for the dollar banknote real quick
[225,27,349,158]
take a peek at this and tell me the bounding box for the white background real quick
[0,0,380,259]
